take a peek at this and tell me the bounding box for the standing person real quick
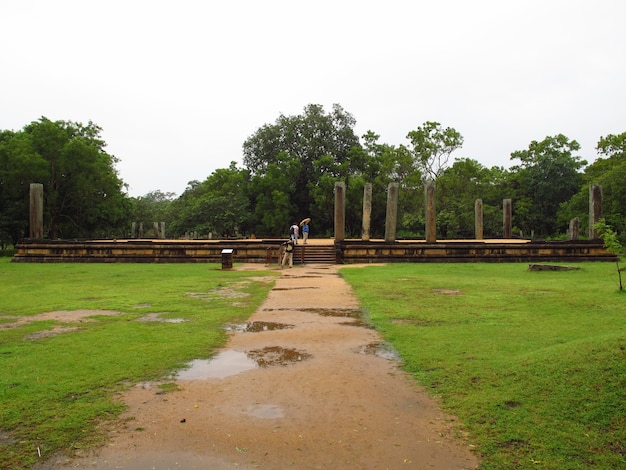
[290,223,299,244]
[281,239,295,268]
[301,221,309,244]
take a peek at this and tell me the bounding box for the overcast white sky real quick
[2,1,625,197]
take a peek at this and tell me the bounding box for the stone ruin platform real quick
[12,237,616,264]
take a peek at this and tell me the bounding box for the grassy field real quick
[0,259,277,469]
[340,262,626,469]
[2,259,625,469]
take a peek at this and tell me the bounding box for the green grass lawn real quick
[0,259,277,469]
[2,259,625,469]
[340,262,626,470]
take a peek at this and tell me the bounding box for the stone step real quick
[293,245,335,264]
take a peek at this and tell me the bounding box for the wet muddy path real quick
[46,265,478,469]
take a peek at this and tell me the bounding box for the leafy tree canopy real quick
[3,109,623,244]
[510,134,585,236]
[243,104,360,176]
[242,104,361,235]
[0,117,129,241]
[561,132,626,238]
[406,121,464,181]
[167,162,252,238]
[596,131,626,159]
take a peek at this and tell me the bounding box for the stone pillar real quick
[362,183,372,241]
[503,199,512,239]
[475,199,484,240]
[139,223,144,238]
[425,181,436,243]
[131,222,137,238]
[568,217,580,240]
[29,183,44,239]
[589,184,602,239]
[153,222,159,238]
[160,222,166,239]
[334,182,346,241]
[384,183,399,243]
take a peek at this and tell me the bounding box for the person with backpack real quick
[281,239,295,268]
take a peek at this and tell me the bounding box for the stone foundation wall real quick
[336,240,616,263]
[12,239,616,264]
[12,239,279,263]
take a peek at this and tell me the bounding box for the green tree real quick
[596,131,626,159]
[0,118,129,241]
[559,132,626,239]
[242,104,361,235]
[437,158,506,238]
[308,154,344,236]
[358,131,424,238]
[406,121,464,181]
[510,134,585,237]
[168,163,252,238]
[0,130,48,244]
[594,219,623,290]
[130,190,176,232]
[247,153,301,237]
[307,145,376,238]
[589,133,626,234]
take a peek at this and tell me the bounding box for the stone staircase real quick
[293,244,336,264]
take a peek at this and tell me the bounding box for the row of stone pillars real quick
[333,181,603,242]
[27,182,603,241]
[130,222,166,239]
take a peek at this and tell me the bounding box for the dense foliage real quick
[1,109,624,245]
[0,118,129,243]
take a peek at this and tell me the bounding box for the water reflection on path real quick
[176,350,257,380]
[176,346,312,380]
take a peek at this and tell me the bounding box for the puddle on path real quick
[244,403,284,419]
[339,319,374,329]
[247,346,312,367]
[272,286,320,291]
[357,342,401,361]
[282,275,323,279]
[177,350,257,380]
[259,307,361,317]
[300,307,363,318]
[177,346,312,380]
[225,321,294,333]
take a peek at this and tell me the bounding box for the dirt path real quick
[44,264,478,469]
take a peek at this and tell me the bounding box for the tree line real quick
[1,106,625,247]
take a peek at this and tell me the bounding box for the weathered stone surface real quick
[425,181,436,242]
[475,199,483,240]
[384,182,399,243]
[589,184,602,239]
[503,198,512,239]
[12,239,617,264]
[29,183,44,239]
[334,182,345,241]
[362,183,372,241]
[528,264,581,271]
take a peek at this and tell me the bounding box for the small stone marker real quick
[528,264,580,271]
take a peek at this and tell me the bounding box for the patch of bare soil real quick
[0,310,124,328]
[0,310,125,340]
[37,264,479,470]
